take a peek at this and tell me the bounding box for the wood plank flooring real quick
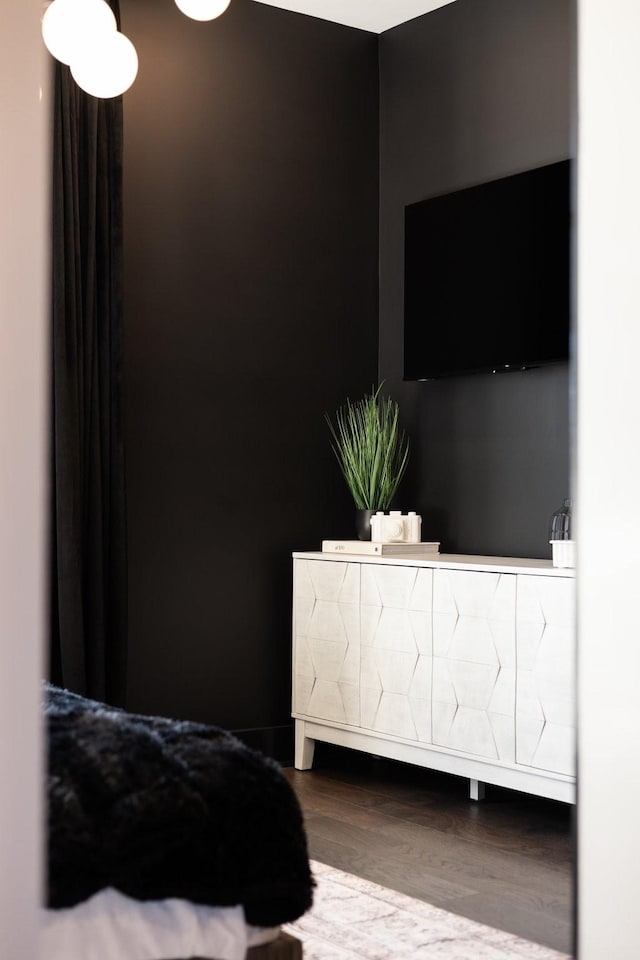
[283,743,574,956]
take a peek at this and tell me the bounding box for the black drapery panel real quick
[50,0,127,705]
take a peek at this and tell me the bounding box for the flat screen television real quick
[403,159,572,380]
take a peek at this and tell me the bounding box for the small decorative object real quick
[370,510,421,543]
[549,498,575,568]
[325,384,410,541]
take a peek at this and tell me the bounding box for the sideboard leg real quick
[294,721,315,770]
[470,778,486,801]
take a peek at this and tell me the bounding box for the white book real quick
[322,540,440,556]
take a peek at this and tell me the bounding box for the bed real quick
[43,684,312,959]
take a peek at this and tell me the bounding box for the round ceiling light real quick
[42,0,117,66]
[70,31,139,99]
[174,0,231,23]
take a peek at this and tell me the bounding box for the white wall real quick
[0,3,49,957]
[577,1,640,957]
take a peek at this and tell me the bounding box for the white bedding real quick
[41,887,279,960]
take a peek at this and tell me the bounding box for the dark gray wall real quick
[379,0,574,558]
[122,0,378,730]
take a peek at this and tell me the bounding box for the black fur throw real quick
[45,684,313,926]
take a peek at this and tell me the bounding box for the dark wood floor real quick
[283,743,575,956]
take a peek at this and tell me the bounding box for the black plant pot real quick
[355,509,376,541]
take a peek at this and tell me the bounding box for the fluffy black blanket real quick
[46,684,313,926]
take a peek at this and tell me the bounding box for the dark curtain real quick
[50,0,127,705]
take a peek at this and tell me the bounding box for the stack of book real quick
[321,540,440,557]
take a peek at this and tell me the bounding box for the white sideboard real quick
[292,552,576,803]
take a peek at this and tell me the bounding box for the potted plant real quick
[325,384,410,540]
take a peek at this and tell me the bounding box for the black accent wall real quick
[122,0,379,730]
[121,0,574,734]
[379,0,574,558]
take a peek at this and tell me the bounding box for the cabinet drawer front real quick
[516,575,576,776]
[432,570,516,762]
[360,565,433,743]
[292,559,360,726]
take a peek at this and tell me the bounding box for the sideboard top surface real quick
[292,551,576,577]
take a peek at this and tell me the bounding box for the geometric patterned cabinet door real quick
[292,559,360,727]
[359,564,433,743]
[432,570,517,762]
[516,575,575,776]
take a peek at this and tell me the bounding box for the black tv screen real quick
[403,160,571,380]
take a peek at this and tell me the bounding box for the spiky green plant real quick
[325,385,410,510]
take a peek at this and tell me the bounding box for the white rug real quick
[284,861,571,960]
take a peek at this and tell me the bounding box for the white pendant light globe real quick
[42,0,117,66]
[71,32,138,99]
[174,0,231,23]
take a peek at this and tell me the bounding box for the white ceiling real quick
[252,1,457,34]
